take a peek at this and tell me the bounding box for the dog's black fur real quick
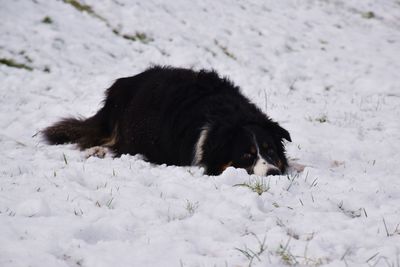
[43,66,291,175]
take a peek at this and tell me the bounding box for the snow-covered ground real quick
[1,0,400,266]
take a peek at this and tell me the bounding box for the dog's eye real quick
[242,153,253,159]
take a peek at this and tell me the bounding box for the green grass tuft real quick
[277,241,298,266]
[63,0,94,14]
[315,115,328,123]
[62,153,68,165]
[185,200,199,215]
[234,177,270,195]
[63,0,106,22]
[42,16,53,24]
[362,11,375,19]
[0,58,33,71]
[214,40,237,60]
[122,32,153,44]
[235,233,267,267]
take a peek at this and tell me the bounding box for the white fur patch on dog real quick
[253,156,280,176]
[85,146,108,159]
[251,135,280,176]
[192,125,210,165]
[256,160,280,176]
[253,157,269,176]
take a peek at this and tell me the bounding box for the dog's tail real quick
[42,109,115,149]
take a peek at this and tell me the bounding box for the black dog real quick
[43,66,291,176]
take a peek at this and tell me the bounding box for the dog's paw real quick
[85,146,107,159]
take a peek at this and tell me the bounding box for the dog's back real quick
[106,66,244,165]
[43,66,240,162]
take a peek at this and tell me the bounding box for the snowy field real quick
[1,0,400,266]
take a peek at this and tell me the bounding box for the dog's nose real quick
[266,168,281,176]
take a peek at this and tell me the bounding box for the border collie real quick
[43,66,291,176]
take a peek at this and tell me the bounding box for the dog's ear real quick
[271,122,291,142]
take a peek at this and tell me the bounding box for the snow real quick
[1,0,400,266]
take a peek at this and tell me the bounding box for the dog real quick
[43,66,291,176]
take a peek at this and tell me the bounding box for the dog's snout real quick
[266,168,281,176]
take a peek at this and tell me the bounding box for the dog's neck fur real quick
[192,125,210,166]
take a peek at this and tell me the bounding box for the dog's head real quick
[230,124,291,176]
[199,122,291,176]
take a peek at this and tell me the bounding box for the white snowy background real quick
[1,0,400,266]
